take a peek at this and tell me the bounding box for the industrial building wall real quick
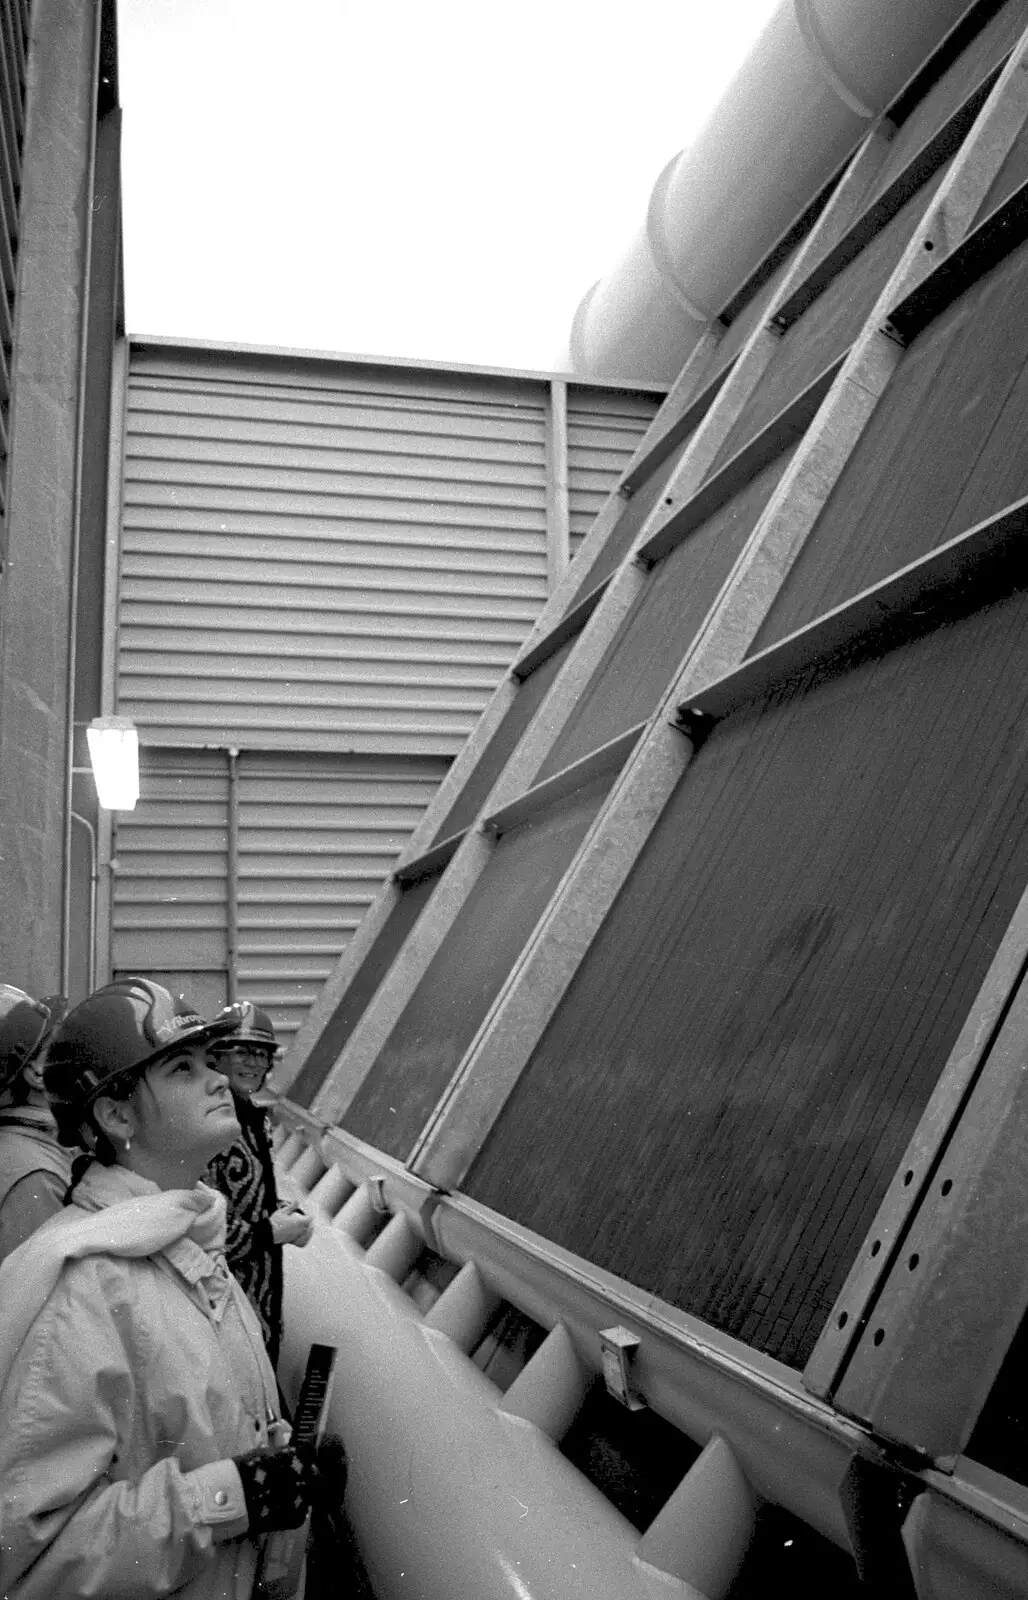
[108,340,663,1037]
[0,0,121,996]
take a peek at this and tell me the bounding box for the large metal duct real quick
[567,0,974,380]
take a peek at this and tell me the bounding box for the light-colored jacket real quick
[0,1163,280,1599]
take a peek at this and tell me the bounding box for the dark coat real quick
[207,1094,283,1367]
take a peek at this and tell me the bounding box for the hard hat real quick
[44,976,238,1144]
[0,985,52,1096]
[209,1000,278,1054]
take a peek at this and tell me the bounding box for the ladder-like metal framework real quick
[275,5,1028,1593]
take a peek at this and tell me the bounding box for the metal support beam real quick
[545,379,570,591]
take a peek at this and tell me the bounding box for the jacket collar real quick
[74,1164,229,1277]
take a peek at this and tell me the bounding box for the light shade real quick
[86,716,139,810]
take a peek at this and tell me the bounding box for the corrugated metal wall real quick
[112,748,446,1042]
[119,346,661,756]
[111,343,663,1038]
[111,750,228,1017]
[234,752,447,1040]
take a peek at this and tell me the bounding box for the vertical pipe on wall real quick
[545,378,570,592]
[96,335,128,989]
[69,811,97,992]
[227,746,240,1003]
[59,0,101,994]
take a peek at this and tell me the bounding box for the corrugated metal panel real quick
[111,750,229,1019]
[0,0,30,557]
[566,386,661,553]
[111,748,445,1044]
[119,349,551,756]
[235,752,447,1043]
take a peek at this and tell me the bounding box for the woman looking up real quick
[0,977,318,1600]
[207,1000,312,1368]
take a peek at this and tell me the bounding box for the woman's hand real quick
[270,1202,314,1247]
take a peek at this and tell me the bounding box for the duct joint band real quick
[793,0,877,120]
[645,153,713,324]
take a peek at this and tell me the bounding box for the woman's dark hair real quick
[65,1064,148,1195]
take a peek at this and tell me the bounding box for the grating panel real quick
[343,772,616,1159]
[752,235,1028,651]
[712,167,948,471]
[973,110,1028,220]
[431,635,576,842]
[466,588,1028,1368]
[288,871,440,1108]
[536,450,795,781]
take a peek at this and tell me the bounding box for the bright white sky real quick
[118,0,782,372]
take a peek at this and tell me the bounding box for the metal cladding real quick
[567,0,975,378]
[111,352,660,1038]
[119,346,662,756]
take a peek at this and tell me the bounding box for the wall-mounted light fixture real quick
[86,715,139,810]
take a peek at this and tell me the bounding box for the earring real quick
[124,1136,132,1155]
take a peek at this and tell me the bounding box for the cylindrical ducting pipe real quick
[568,0,974,380]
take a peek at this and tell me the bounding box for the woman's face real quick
[210,1042,273,1100]
[130,1044,241,1165]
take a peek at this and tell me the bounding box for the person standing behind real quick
[207,1001,312,1369]
[0,986,71,1263]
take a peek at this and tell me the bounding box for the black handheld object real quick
[256,1343,338,1600]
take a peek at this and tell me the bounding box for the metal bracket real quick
[599,1325,646,1410]
[673,706,717,750]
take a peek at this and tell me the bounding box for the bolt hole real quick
[664,497,674,505]
[941,1179,952,1196]
[873,1328,885,1346]
[903,1169,914,1186]
[837,1311,848,1329]
[908,1253,919,1271]
[924,239,935,251]
[871,1240,881,1257]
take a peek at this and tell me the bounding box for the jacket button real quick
[214,1489,227,1507]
